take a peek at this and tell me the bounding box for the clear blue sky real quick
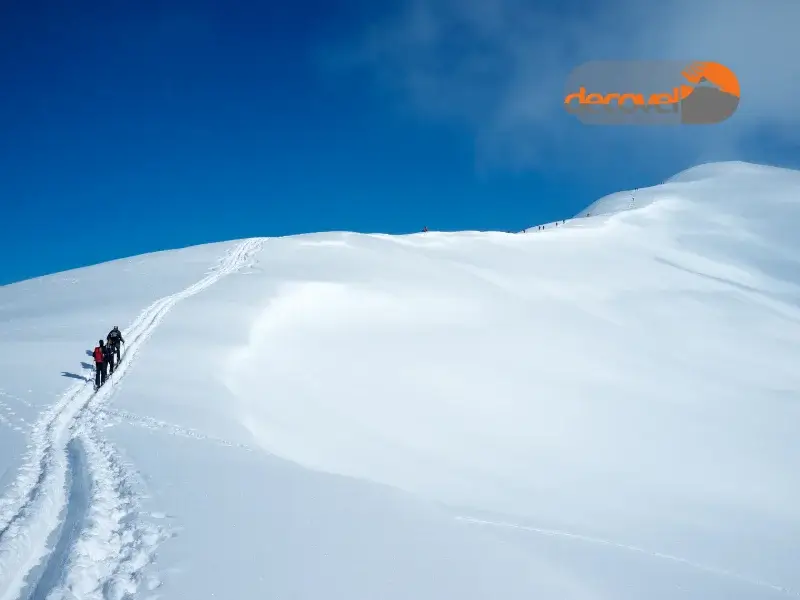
[1,0,796,284]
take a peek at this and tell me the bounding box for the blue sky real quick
[1,0,798,284]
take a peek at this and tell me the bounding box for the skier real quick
[103,336,116,375]
[92,340,107,389]
[106,326,124,363]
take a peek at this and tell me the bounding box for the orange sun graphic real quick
[678,61,740,100]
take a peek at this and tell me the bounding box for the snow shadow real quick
[61,372,88,382]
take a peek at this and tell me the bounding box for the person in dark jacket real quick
[103,337,116,375]
[93,340,107,389]
[106,326,125,363]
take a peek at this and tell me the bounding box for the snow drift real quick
[0,161,799,600]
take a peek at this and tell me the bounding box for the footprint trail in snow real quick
[0,239,265,600]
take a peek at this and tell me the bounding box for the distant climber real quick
[422,226,428,232]
[93,340,107,389]
[106,326,124,362]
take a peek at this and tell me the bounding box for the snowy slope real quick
[1,161,800,600]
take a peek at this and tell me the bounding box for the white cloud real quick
[331,0,800,172]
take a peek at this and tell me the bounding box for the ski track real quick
[455,517,800,598]
[101,409,253,452]
[0,238,265,600]
[25,439,90,600]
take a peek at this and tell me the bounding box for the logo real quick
[564,60,740,125]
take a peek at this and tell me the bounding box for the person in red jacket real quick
[93,339,107,389]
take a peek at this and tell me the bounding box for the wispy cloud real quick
[330,0,800,173]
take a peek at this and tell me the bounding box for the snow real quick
[1,160,800,599]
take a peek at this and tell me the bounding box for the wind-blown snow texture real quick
[1,161,799,599]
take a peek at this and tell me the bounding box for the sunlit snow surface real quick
[1,161,799,599]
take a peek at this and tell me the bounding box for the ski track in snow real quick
[0,238,265,600]
[455,517,800,598]
[101,409,253,452]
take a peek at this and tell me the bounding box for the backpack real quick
[94,346,104,363]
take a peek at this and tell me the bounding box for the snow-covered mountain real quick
[1,161,799,600]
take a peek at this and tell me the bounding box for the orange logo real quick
[564,60,740,125]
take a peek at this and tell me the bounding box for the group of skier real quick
[92,326,125,390]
